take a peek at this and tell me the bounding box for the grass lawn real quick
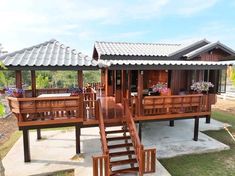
[0,131,21,158]
[160,110,235,176]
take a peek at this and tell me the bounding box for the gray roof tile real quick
[95,40,210,57]
[0,39,98,68]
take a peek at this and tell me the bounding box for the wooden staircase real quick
[93,99,156,176]
[106,124,139,175]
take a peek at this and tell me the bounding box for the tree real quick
[231,67,235,86]
[36,74,49,88]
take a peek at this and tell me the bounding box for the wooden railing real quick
[93,99,110,176]
[83,92,97,120]
[124,99,156,175]
[131,94,216,118]
[93,155,109,176]
[24,88,68,97]
[7,95,83,127]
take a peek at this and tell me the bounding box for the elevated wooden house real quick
[1,39,234,175]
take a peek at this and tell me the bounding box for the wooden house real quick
[1,39,235,175]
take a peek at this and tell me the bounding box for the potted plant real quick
[5,88,24,98]
[150,82,170,96]
[190,81,214,93]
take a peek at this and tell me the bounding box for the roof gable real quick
[185,41,235,59]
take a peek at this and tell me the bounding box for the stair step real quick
[110,150,135,157]
[111,167,139,175]
[107,136,131,141]
[110,158,137,167]
[105,129,127,134]
[108,143,133,149]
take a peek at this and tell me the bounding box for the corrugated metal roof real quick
[99,59,234,67]
[185,41,235,59]
[95,40,210,57]
[95,41,184,57]
[0,39,98,68]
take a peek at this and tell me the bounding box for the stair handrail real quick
[96,99,109,155]
[123,99,144,176]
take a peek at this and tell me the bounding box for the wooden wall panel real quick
[194,48,230,61]
[170,70,187,94]
[143,70,168,88]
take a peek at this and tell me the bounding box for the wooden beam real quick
[15,70,22,89]
[77,70,83,87]
[31,70,36,97]
[137,70,143,116]
[22,128,31,162]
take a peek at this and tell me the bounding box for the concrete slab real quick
[142,119,229,159]
[2,118,229,176]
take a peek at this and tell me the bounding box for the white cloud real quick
[0,0,221,52]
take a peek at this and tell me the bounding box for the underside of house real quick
[0,39,235,175]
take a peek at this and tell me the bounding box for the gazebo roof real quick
[0,39,99,70]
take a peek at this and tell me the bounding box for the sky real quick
[0,0,235,56]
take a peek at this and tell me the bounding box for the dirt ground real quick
[0,115,18,145]
[213,98,235,115]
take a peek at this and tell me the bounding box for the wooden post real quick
[205,70,211,124]
[31,70,36,97]
[22,128,31,162]
[194,117,199,141]
[15,70,22,89]
[77,70,83,88]
[169,120,174,127]
[75,124,81,154]
[105,68,109,96]
[137,70,143,116]
[127,70,132,100]
[139,122,142,142]
[31,70,42,140]
[36,129,42,140]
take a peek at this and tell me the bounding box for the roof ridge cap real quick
[95,41,181,46]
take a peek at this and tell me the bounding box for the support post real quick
[36,129,42,140]
[137,70,143,116]
[139,122,142,142]
[15,70,22,89]
[77,70,83,88]
[75,124,81,154]
[169,120,174,127]
[22,128,31,162]
[206,115,211,124]
[194,117,199,141]
[31,70,36,97]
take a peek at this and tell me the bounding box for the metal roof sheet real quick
[95,40,210,57]
[0,39,98,68]
[95,41,184,57]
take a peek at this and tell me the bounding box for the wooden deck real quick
[83,96,124,126]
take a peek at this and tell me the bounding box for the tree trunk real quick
[0,159,5,176]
